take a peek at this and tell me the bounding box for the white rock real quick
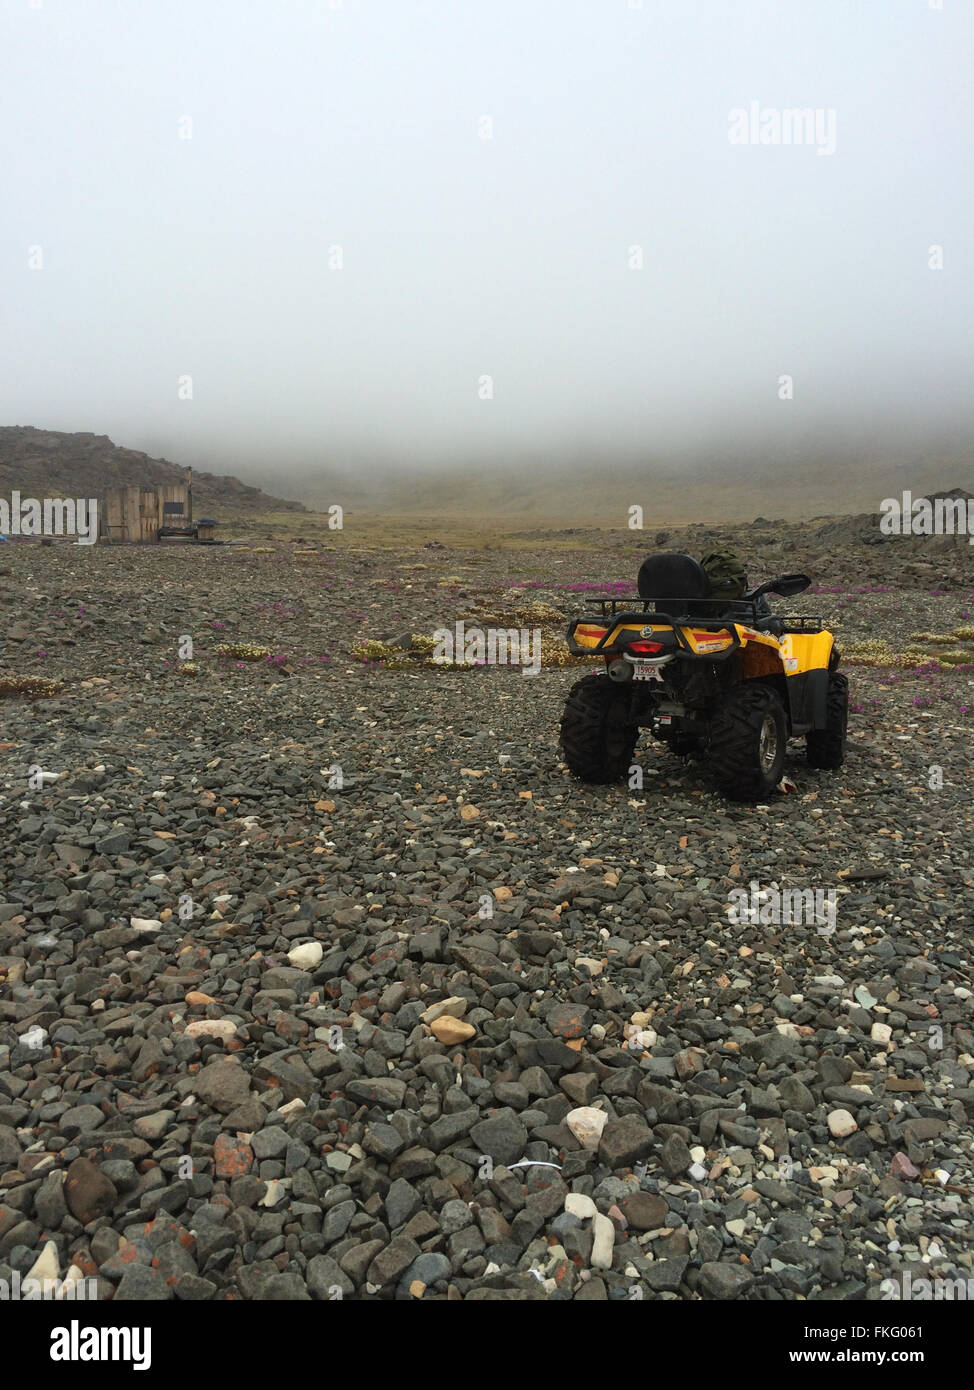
[129,917,162,934]
[564,1193,597,1220]
[421,996,468,1023]
[184,1019,238,1041]
[870,1022,893,1045]
[56,1264,86,1300]
[828,1108,858,1138]
[26,1241,59,1285]
[565,1107,608,1151]
[259,1179,290,1207]
[689,1162,708,1182]
[590,1213,615,1269]
[21,1025,48,1050]
[574,957,604,976]
[287,942,323,971]
[689,1146,706,1163]
[726,1219,747,1238]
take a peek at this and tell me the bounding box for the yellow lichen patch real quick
[515,601,566,624]
[539,637,592,668]
[842,641,930,668]
[0,675,64,698]
[952,625,974,641]
[178,662,199,676]
[350,640,411,669]
[216,643,272,661]
[911,632,959,644]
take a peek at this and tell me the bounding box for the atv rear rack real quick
[583,595,823,633]
[777,614,826,633]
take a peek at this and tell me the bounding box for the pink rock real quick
[607,1203,628,1231]
[890,1152,919,1180]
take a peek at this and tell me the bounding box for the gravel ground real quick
[1,523,972,1302]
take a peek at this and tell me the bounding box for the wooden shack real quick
[101,479,194,543]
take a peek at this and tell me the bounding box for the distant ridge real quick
[0,427,306,514]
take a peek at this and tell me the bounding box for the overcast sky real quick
[2,0,972,489]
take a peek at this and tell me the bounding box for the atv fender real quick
[796,667,829,731]
[784,632,836,731]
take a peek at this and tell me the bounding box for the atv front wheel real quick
[560,672,638,784]
[708,683,787,801]
[806,671,848,769]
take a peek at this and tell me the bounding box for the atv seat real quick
[637,553,711,617]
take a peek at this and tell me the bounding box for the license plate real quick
[632,662,664,682]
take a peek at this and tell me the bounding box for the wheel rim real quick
[758,712,779,773]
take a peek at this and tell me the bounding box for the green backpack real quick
[700,549,748,604]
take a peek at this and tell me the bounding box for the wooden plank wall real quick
[101,484,190,542]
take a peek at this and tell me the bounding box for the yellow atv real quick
[559,553,847,802]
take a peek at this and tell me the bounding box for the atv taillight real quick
[628,640,664,654]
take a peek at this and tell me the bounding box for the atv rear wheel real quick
[560,672,638,784]
[806,671,848,769]
[708,682,787,801]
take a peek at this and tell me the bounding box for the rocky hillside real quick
[0,427,306,515]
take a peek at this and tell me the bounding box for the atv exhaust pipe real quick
[607,659,632,682]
